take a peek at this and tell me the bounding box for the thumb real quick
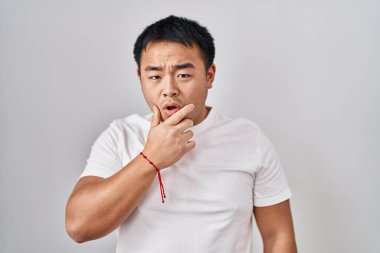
[150,105,161,128]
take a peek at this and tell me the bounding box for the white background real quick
[1,0,379,252]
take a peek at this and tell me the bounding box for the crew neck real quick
[188,106,216,135]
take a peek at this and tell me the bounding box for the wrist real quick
[139,151,166,203]
[141,148,163,169]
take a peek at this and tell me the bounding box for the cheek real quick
[141,87,160,107]
[186,78,207,94]
[189,82,208,98]
[142,84,159,96]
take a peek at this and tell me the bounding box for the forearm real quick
[66,104,196,243]
[66,154,157,243]
[263,234,297,253]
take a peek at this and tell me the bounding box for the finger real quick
[150,105,161,128]
[173,118,194,133]
[185,140,196,151]
[180,130,194,142]
[165,104,195,126]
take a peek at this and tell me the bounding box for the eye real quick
[177,74,192,79]
[149,76,161,80]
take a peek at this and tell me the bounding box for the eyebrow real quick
[144,63,195,71]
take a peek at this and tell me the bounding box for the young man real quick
[66,15,297,253]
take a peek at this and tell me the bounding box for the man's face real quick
[137,40,215,125]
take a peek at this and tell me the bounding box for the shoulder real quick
[235,116,261,131]
[97,113,150,142]
[216,111,261,133]
[108,113,150,131]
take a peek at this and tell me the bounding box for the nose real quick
[163,76,179,97]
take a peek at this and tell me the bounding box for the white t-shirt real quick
[80,107,292,253]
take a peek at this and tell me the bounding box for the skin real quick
[137,40,215,127]
[65,105,196,242]
[254,200,298,253]
[137,40,216,166]
[65,40,297,252]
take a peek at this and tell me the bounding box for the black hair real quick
[133,15,215,71]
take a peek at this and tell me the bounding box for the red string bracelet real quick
[139,152,166,203]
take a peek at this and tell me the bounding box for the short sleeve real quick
[253,127,292,207]
[80,121,123,179]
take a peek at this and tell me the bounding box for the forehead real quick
[140,41,204,68]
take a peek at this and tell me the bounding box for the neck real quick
[194,106,211,126]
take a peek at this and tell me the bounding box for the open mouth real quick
[163,102,182,116]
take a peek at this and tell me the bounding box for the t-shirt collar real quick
[188,106,216,135]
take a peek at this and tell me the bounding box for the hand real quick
[142,104,196,169]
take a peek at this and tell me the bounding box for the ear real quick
[137,68,141,79]
[206,64,216,89]
[137,68,143,89]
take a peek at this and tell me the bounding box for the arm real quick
[65,104,196,243]
[65,156,157,243]
[253,200,297,253]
